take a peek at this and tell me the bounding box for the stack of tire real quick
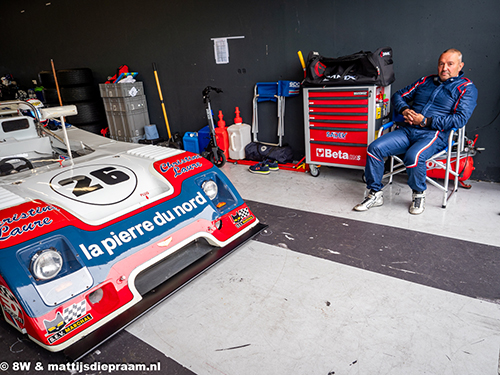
[38,68,106,134]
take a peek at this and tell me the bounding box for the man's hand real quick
[402,109,425,126]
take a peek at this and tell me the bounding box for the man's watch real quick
[420,117,427,127]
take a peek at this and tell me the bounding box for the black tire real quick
[43,86,99,104]
[209,149,226,168]
[66,101,106,125]
[38,71,56,88]
[42,87,60,104]
[62,85,99,102]
[39,68,93,88]
[58,68,93,87]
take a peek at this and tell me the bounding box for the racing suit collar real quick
[439,71,464,84]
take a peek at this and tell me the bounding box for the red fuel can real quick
[215,110,229,159]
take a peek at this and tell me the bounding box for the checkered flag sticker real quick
[232,207,253,228]
[238,208,250,218]
[63,300,86,323]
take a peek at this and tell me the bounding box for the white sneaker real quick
[409,190,426,215]
[353,190,384,211]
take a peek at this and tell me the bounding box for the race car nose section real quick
[134,237,215,295]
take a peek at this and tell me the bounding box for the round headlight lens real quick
[202,180,218,200]
[31,249,63,280]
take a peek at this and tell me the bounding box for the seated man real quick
[353,48,478,215]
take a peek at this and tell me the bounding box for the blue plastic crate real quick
[198,125,211,152]
[183,132,200,153]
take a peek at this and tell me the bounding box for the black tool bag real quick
[245,142,293,163]
[304,46,395,87]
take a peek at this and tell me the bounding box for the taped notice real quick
[211,36,245,64]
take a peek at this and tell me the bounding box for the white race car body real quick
[0,102,263,359]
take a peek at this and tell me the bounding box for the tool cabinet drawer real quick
[308,106,368,115]
[308,89,370,99]
[309,142,366,167]
[309,113,368,122]
[309,127,368,144]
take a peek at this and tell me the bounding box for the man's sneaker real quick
[266,159,279,171]
[249,161,270,174]
[409,190,425,215]
[353,190,384,211]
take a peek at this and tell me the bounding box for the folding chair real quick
[251,80,300,147]
[379,117,467,208]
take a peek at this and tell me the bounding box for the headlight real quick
[202,180,218,200]
[30,248,63,280]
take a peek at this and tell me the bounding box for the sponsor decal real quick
[78,192,208,260]
[44,312,65,334]
[315,148,361,162]
[0,205,56,242]
[0,285,24,328]
[159,155,203,178]
[326,131,347,140]
[380,50,391,57]
[315,61,326,77]
[286,81,301,95]
[63,299,87,323]
[426,160,445,170]
[47,314,93,344]
[44,300,92,344]
[324,74,356,81]
[231,208,253,228]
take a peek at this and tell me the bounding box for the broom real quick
[153,63,180,148]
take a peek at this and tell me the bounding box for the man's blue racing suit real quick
[365,71,478,192]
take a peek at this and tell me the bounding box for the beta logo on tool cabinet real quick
[316,148,353,160]
[313,146,364,166]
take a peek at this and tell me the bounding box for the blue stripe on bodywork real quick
[0,166,244,318]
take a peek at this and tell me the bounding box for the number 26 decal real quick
[58,167,130,197]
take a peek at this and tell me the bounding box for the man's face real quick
[438,52,464,81]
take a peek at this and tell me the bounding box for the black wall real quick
[1,0,499,181]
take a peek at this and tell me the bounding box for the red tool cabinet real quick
[303,85,391,175]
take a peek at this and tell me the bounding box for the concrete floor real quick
[1,163,499,374]
[126,163,500,375]
[221,163,500,248]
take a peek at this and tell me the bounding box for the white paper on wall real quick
[211,36,245,64]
